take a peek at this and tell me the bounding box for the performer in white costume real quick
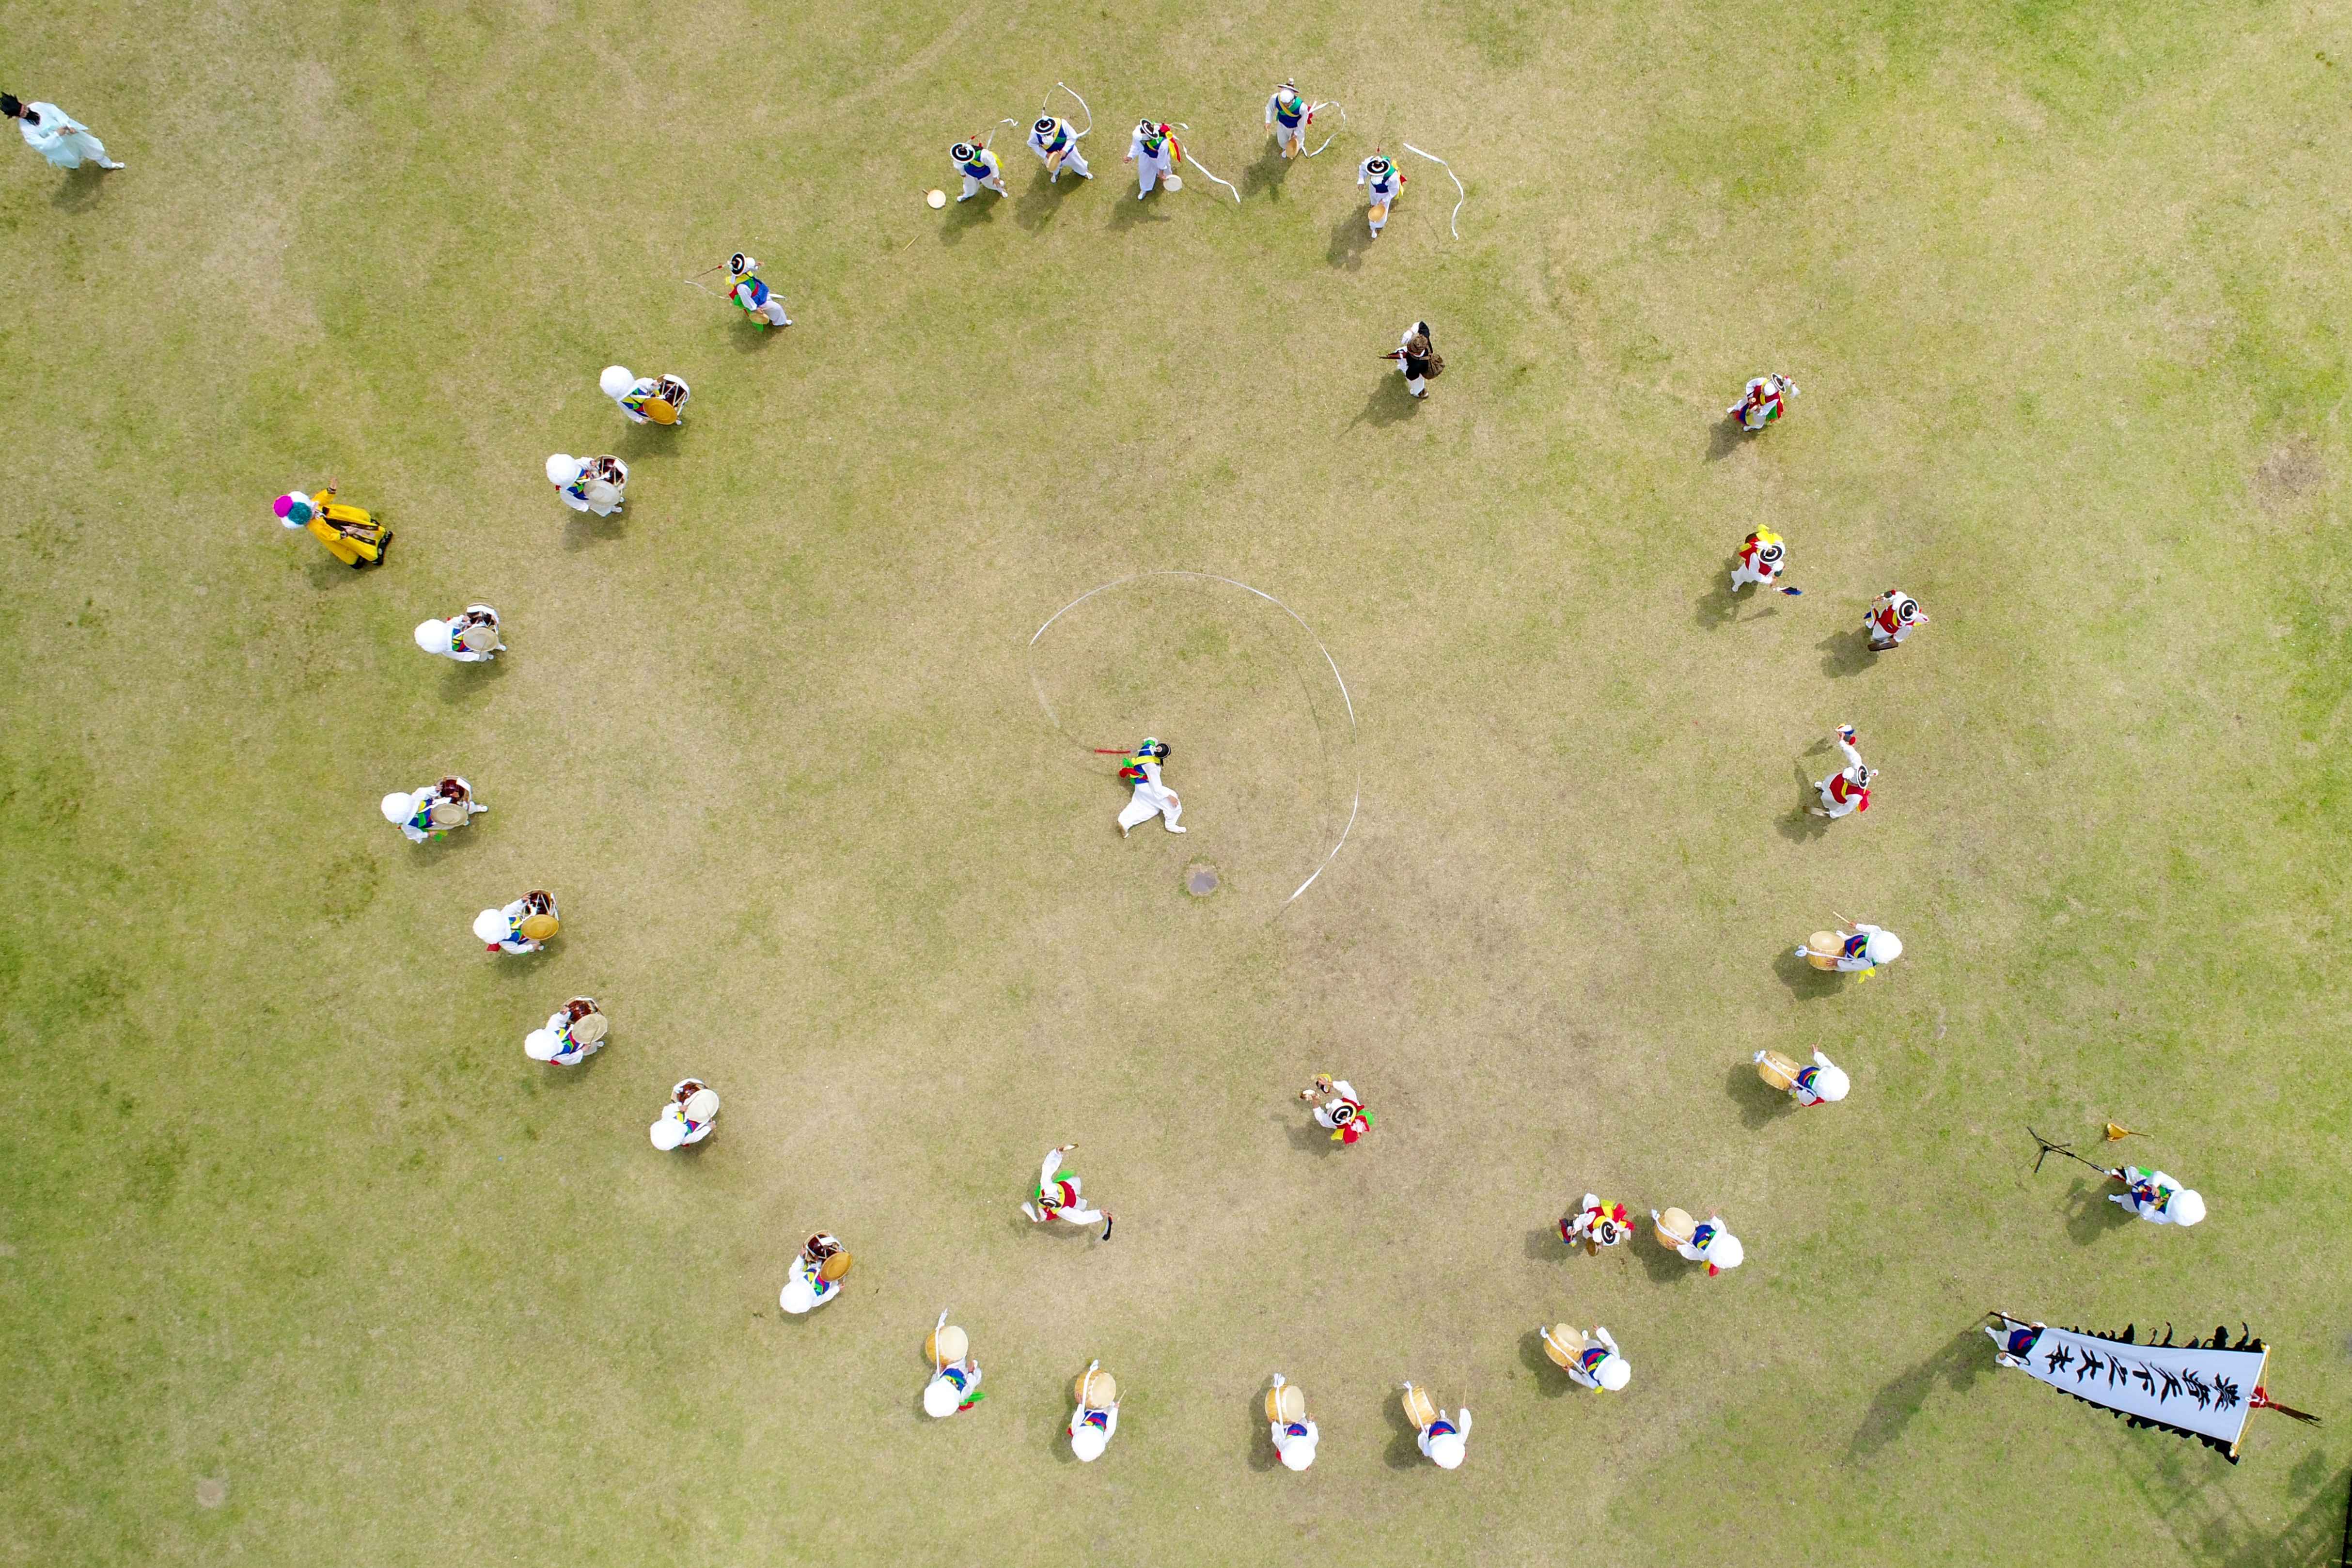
[1810,725,1875,820]
[546,454,627,517]
[1114,738,1185,836]
[1753,1048,1850,1107]
[1265,1376,1317,1470]
[1021,1144,1113,1237]
[1026,116,1090,181]
[380,777,485,843]
[1729,373,1798,432]
[413,605,503,662]
[1559,1193,1632,1254]
[950,139,1009,201]
[1264,80,1313,159]
[651,1078,720,1150]
[2106,1166,2205,1226]
[1401,1383,1470,1469]
[1357,150,1406,236]
[726,254,791,327]
[1068,1363,1120,1461]
[923,1312,984,1416]
[1863,589,1929,651]
[1794,917,1902,975]
[599,365,691,426]
[1297,1074,1374,1145]
[525,998,607,1065]
[1541,1324,1631,1392]
[4,94,122,169]
[1124,120,1179,198]
[780,1233,850,1312]
[473,891,558,954]
[1652,1207,1744,1275]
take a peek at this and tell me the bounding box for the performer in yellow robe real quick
[276,485,389,567]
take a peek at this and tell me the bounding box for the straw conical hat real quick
[929,1324,968,1365]
[1656,1207,1696,1246]
[565,1012,608,1047]
[1756,1050,1801,1092]
[517,912,559,941]
[1401,1385,1438,1430]
[1542,1326,1581,1369]
[1074,1369,1116,1408]
[427,798,471,829]
[683,1087,720,1123]
[457,620,500,652]
[644,398,679,425]
[816,1248,851,1283]
[1805,932,1841,970]
[1265,1383,1306,1423]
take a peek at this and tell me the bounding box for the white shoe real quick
[1166,825,1186,833]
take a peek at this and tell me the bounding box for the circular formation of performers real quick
[150,66,2219,1471]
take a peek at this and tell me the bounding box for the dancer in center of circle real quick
[1116,738,1184,835]
[1022,1143,1114,1238]
[1358,148,1406,237]
[1265,80,1313,159]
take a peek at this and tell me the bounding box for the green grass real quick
[2,2,2349,1564]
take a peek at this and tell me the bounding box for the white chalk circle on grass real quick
[1028,572,1359,913]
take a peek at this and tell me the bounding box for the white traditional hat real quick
[382,791,419,824]
[683,1088,720,1123]
[923,1375,963,1418]
[599,365,634,399]
[414,619,451,654]
[1703,1232,1744,1271]
[650,1114,686,1151]
[1426,1431,1467,1469]
[1812,1062,1851,1102]
[2166,1189,2206,1226]
[1070,1425,1109,1462]
[524,1029,564,1062]
[1596,1355,1631,1392]
[473,908,509,943]
[1864,930,1903,965]
[1278,1430,1316,1470]
[546,454,582,486]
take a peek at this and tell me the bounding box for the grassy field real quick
[3,2,2349,1564]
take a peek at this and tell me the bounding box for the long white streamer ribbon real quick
[1305,100,1346,157]
[1048,81,1092,139]
[1028,571,1360,912]
[1401,142,1464,238]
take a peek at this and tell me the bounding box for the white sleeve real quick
[1038,1148,1065,1189]
[1852,923,1882,935]
[1357,161,1369,186]
[1836,737,1862,769]
[1330,1082,1355,1100]
[1595,1327,1618,1352]
[1128,132,1145,158]
[1811,1050,1835,1070]
[1265,94,1277,124]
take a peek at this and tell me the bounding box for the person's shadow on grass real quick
[1015,167,1088,234]
[1243,1389,1279,1470]
[1725,1058,1786,1128]
[1348,374,1421,431]
[1772,939,1844,998]
[2060,1176,2138,1245]
[1241,142,1292,200]
[1518,1329,1575,1399]
[1818,628,1873,679]
[1772,755,1835,845]
[1107,188,1173,230]
[50,165,105,213]
[1848,1323,1988,1462]
[1705,414,1749,462]
[1382,1390,1425,1470]
[938,192,998,244]
[1325,207,1375,270]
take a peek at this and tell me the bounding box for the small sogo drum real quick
[1654,1207,1697,1250]
[565,1011,609,1048]
[457,619,500,653]
[1369,202,1389,225]
[926,1323,968,1366]
[1540,1325,1584,1370]
[1401,1384,1439,1431]
[1804,932,1844,971]
[1756,1050,1802,1092]
[1073,1368,1117,1410]
[1264,1383,1306,1424]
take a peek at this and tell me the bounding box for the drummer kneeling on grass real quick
[474,890,558,954]
[781,1233,850,1313]
[414,604,503,662]
[600,365,691,426]
[1068,1362,1120,1461]
[1542,1323,1631,1392]
[1265,1375,1317,1470]
[382,776,484,844]
[923,1311,984,1415]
